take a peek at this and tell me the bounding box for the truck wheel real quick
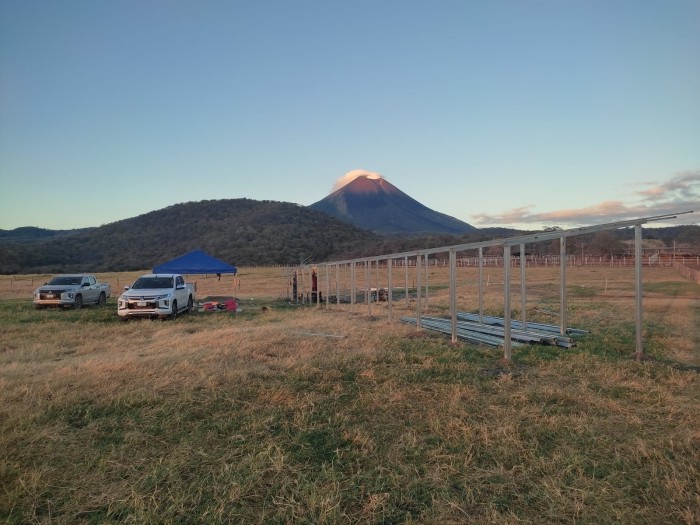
[170,300,178,320]
[97,292,106,307]
[186,296,193,313]
[74,295,83,309]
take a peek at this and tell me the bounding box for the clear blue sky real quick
[1,0,698,231]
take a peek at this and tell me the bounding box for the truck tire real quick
[74,295,83,309]
[186,296,193,313]
[170,300,178,320]
[97,292,106,307]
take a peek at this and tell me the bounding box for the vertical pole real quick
[416,253,422,330]
[404,256,409,307]
[351,261,356,309]
[503,245,512,362]
[316,268,321,309]
[450,249,457,343]
[560,236,567,335]
[376,259,380,293]
[634,224,644,358]
[335,264,340,306]
[478,247,484,324]
[366,259,372,317]
[424,254,429,310]
[325,265,330,310]
[520,243,526,330]
[388,258,393,323]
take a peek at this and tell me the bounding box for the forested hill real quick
[1,200,698,274]
[0,199,381,274]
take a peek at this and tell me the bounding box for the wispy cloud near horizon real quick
[471,171,700,229]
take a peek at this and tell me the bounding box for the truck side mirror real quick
[124,286,130,291]
[82,282,89,288]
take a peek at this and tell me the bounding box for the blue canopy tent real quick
[153,250,237,275]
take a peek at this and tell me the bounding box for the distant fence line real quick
[675,262,700,284]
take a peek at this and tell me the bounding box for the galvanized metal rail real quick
[308,210,694,362]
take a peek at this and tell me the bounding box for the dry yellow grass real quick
[0,265,698,523]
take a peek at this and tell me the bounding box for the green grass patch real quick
[644,280,700,296]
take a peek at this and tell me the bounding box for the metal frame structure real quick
[308,212,693,362]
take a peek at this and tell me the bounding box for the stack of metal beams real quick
[400,313,588,348]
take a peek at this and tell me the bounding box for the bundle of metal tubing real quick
[456,312,589,336]
[401,314,587,348]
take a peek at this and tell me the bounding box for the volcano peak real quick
[310,175,475,234]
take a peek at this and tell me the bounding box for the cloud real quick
[332,169,384,192]
[471,170,699,229]
[634,170,700,202]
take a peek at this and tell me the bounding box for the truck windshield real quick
[48,276,82,286]
[132,277,174,289]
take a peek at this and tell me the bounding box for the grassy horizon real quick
[1,267,698,524]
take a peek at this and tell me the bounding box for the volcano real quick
[310,175,476,234]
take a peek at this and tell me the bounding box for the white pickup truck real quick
[33,274,111,309]
[118,273,195,320]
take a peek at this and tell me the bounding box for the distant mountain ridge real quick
[310,175,477,234]
[0,199,380,274]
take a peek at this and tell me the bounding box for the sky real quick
[1,0,699,232]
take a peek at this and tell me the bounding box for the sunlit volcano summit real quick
[310,170,476,234]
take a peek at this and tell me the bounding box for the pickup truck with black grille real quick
[33,274,111,309]
[117,274,195,320]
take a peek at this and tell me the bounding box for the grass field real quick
[1,266,698,524]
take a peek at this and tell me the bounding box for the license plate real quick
[137,301,146,307]
[46,294,55,299]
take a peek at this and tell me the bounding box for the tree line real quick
[0,198,698,274]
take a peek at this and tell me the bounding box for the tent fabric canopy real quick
[153,250,237,275]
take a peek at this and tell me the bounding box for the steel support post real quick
[388,258,393,323]
[351,262,356,309]
[520,243,527,329]
[366,260,372,317]
[560,236,567,335]
[503,245,512,362]
[478,247,484,323]
[325,265,330,310]
[425,254,429,309]
[335,264,340,307]
[634,224,644,358]
[416,253,422,330]
[450,250,457,343]
[404,256,409,307]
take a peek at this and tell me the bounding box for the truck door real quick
[84,276,97,303]
[175,275,185,302]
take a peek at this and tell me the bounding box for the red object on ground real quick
[224,299,238,311]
